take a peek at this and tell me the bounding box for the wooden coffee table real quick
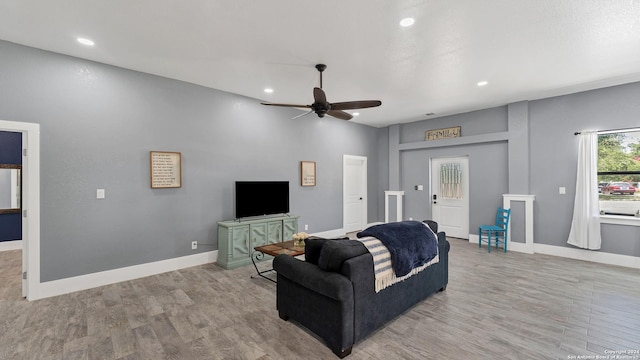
[252,240,305,283]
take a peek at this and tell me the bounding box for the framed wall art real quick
[150,151,182,188]
[301,161,316,187]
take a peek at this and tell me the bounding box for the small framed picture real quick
[150,151,182,188]
[301,161,316,187]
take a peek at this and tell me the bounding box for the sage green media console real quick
[217,215,299,269]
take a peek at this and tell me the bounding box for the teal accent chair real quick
[479,208,511,253]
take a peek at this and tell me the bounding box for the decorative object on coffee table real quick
[292,232,309,247]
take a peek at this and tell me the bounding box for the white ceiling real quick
[1,1,640,128]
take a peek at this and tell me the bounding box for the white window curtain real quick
[567,130,601,250]
[440,162,462,199]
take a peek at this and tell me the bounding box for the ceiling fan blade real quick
[330,100,382,111]
[326,110,353,121]
[261,102,312,109]
[292,110,314,120]
[313,87,327,104]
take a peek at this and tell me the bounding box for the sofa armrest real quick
[438,232,450,253]
[273,254,354,302]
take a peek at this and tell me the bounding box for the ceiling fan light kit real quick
[261,64,381,121]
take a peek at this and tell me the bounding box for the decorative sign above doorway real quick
[425,126,461,141]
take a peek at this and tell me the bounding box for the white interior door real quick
[343,155,367,233]
[431,156,469,239]
[21,137,27,298]
[1,120,41,300]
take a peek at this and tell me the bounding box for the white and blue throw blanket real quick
[357,221,439,293]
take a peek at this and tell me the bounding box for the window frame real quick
[596,128,640,225]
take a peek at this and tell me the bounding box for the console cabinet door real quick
[229,225,250,264]
[267,221,283,244]
[283,218,298,240]
[251,223,268,248]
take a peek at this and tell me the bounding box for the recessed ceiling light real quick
[77,37,95,46]
[400,18,415,27]
[477,81,488,87]
[264,88,274,93]
[352,112,360,116]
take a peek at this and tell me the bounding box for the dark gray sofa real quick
[272,221,449,358]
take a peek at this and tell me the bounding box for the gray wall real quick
[0,40,381,281]
[387,82,640,258]
[529,82,640,256]
[376,127,389,221]
[393,107,510,231]
[400,142,509,230]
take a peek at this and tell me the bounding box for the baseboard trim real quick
[534,244,640,269]
[35,250,218,300]
[312,228,348,238]
[312,223,388,239]
[469,234,639,269]
[0,240,22,252]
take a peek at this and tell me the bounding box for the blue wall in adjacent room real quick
[0,130,22,241]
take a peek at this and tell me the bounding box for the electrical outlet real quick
[304,224,309,231]
[191,241,197,250]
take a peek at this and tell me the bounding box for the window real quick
[598,129,640,216]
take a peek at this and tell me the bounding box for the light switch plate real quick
[559,187,566,195]
[97,189,105,199]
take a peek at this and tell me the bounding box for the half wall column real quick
[503,194,535,254]
[385,190,405,223]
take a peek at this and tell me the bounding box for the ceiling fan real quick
[261,64,382,121]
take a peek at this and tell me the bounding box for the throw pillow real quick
[304,236,349,265]
[317,240,368,272]
[423,220,438,233]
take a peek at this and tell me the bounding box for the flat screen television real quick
[235,181,290,219]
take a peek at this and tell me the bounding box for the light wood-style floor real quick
[1,239,639,360]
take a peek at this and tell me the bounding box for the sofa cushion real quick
[318,240,368,272]
[304,236,349,265]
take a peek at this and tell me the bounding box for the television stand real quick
[217,214,299,269]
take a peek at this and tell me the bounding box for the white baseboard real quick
[469,233,640,269]
[534,243,640,269]
[311,223,386,239]
[312,228,348,238]
[0,240,22,252]
[35,250,217,300]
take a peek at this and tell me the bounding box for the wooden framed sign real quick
[301,161,316,187]
[150,151,182,188]
[425,126,461,141]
